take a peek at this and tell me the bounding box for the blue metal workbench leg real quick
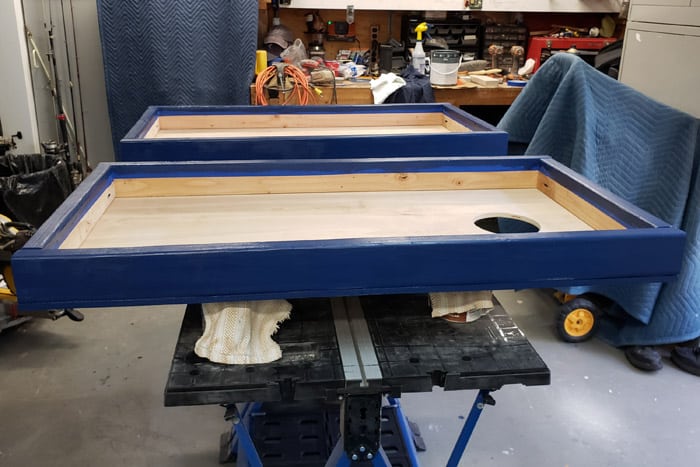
[386,396,420,467]
[446,389,495,467]
[222,402,263,467]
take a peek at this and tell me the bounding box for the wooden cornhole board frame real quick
[12,156,684,311]
[119,104,508,161]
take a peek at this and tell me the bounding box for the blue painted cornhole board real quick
[119,104,508,161]
[12,156,684,311]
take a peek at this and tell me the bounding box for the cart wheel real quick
[557,296,601,343]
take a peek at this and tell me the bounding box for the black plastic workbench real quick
[165,295,549,406]
[164,294,549,466]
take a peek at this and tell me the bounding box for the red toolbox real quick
[527,36,617,72]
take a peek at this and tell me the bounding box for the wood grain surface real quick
[72,188,594,249]
[113,171,539,198]
[149,112,470,139]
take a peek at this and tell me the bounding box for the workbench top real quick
[249,79,522,106]
[164,295,550,406]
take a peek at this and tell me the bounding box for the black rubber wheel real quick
[556,296,602,343]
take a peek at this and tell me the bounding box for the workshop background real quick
[2,0,700,466]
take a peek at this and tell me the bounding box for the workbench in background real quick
[250,80,522,107]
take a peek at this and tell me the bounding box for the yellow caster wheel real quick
[557,296,602,343]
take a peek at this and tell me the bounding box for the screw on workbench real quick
[367,453,374,460]
[359,445,366,452]
[351,454,359,461]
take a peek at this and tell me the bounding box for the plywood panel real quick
[73,188,594,249]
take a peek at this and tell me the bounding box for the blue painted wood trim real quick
[24,163,113,249]
[119,133,509,162]
[122,106,159,140]
[118,104,508,162]
[13,155,686,310]
[107,156,546,179]
[13,228,685,311]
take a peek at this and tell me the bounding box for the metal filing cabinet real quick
[619,1,700,117]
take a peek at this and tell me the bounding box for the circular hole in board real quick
[474,214,540,234]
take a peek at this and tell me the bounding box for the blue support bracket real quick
[220,391,495,466]
[221,402,263,466]
[447,389,496,467]
[386,396,420,467]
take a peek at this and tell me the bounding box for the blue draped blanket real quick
[97,0,258,159]
[498,54,700,346]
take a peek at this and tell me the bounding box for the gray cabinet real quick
[632,0,689,5]
[620,2,700,117]
[280,0,622,12]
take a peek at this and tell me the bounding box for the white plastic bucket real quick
[429,50,461,86]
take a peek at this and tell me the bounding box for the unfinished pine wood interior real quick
[144,112,471,139]
[60,171,625,250]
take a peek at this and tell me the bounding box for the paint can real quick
[429,50,461,86]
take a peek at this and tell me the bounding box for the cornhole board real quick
[118,104,508,161]
[12,156,685,311]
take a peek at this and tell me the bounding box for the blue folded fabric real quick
[498,53,700,346]
[599,151,700,345]
[385,65,435,104]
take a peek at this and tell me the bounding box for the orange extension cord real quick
[255,64,315,106]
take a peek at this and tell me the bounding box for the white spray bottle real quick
[412,22,428,74]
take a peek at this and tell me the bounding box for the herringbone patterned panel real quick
[97,0,257,158]
[499,54,700,345]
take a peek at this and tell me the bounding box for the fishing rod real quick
[44,4,83,187]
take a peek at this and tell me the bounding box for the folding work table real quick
[165,295,549,466]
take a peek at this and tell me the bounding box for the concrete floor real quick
[0,289,697,466]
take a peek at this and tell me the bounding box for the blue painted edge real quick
[119,133,509,161]
[538,158,671,229]
[13,155,687,310]
[13,229,685,310]
[118,103,509,162]
[108,155,545,178]
[122,106,159,140]
[25,163,113,249]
